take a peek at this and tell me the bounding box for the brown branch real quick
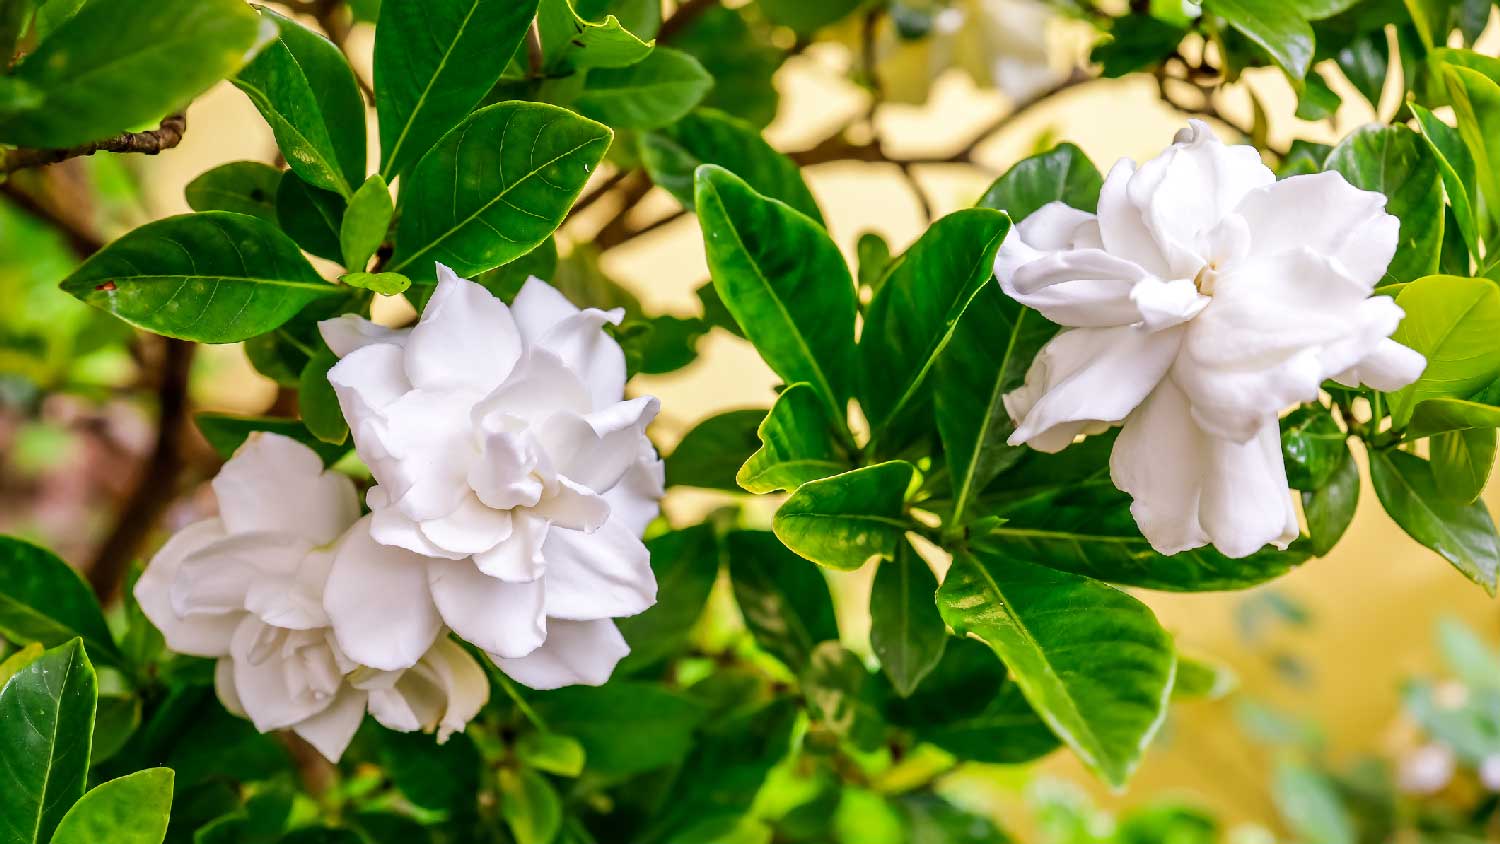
[1,181,105,255]
[657,0,716,42]
[0,113,186,175]
[592,177,656,249]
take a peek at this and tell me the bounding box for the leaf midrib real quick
[953,306,1029,524]
[380,0,485,179]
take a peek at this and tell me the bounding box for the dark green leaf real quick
[1281,404,1348,490]
[531,682,704,777]
[537,0,652,73]
[185,161,281,223]
[389,102,612,280]
[233,8,366,197]
[61,212,336,343]
[276,171,346,263]
[375,0,540,179]
[672,6,782,128]
[621,314,708,377]
[695,165,853,421]
[0,639,97,844]
[377,728,479,815]
[737,383,848,494]
[725,530,839,672]
[869,540,946,697]
[1091,15,1186,78]
[772,461,914,571]
[1302,449,1359,556]
[89,693,141,766]
[1432,426,1495,502]
[643,110,822,222]
[1295,70,1341,121]
[0,536,121,668]
[1335,30,1388,107]
[756,0,863,34]
[1278,139,1332,177]
[575,47,713,129]
[1411,103,1479,258]
[1370,448,1499,593]
[499,768,561,844]
[653,698,797,837]
[801,642,885,751]
[666,409,766,491]
[1324,124,1443,282]
[298,347,348,445]
[976,142,1102,219]
[617,524,720,672]
[0,0,32,63]
[937,550,1175,786]
[339,176,393,271]
[280,828,362,844]
[50,768,173,844]
[1389,275,1500,425]
[194,414,347,466]
[1202,0,1314,80]
[855,231,893,298]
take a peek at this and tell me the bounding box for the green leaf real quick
[233,8,366,197]
[280,828,363,844]
[389,102,612,280]
[1173,654,1236,700]
[1335,30,1388,107]
[276,171,346,263]
[1202,0,1314,81]
[695,164,854,421]
[860,209,1010,445]
[617,524,721,672]
[339,176,393,271]
[1272,760,1355,844]
[374,0,539,179]
[1295,70,1341,121]
[376,728,478,815]
[756,0,862,34]
[0,0,33,62]
[937,550,1176,787]
[773,461,914,571]
[725,530,839,672]
[977,143,1102,219]
[738,383,848,494]
[50,768,172,844]
[666,409,767,491]
[900,794,1012,844]
[298,346,348,445]
[1436,615,1500,690]
[1433,426,1495,502]
[0,537,121,668]
[532,682,704,777]
[1324,124,1443,283]
[671,6,782,129]
[802,642,886,752]
[185,161,281,223]
[1409,396,1500,437]
[1302,450,1359,557]
[1440,62,1500,232]
[60,213,335,342]
[1280,404,1348,491]
[855,231,893,299]
[0,0,271,148]
[0,643,42,690]
[340,272,409,295]
[621,314,708,377]
[1091,15,1187,78]
[499,768,561,844]
[1410,103,1479,258]
[0,639,97,844]
[89,693,141,766]
[869,540,946,697]
[1389,275,1500,425]
[643,110,822,222]
[194,413,347,466]
[1370,448,1499,593]
[575,47,712,129]
[515,732,585,778]
[538,0,652,72]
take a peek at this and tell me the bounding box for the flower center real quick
[1193,261,1219,296]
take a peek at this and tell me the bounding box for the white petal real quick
[318,313,407,358]
[471,350,592,431]
[532,477,611,533]
[325,518,444,672]
[211,433,360,545]
[512,276,581,339]
[426,559,547,658]
[419,494,514,556]
[472,513,551,582]
[228,617,327,732]
[1096,159,1174,279]
[215,657,245,716]
[1197,419,1299,558]
[534,308,628,409]
[1234,171,1399,288]
[541,520,656,620]
[369,502,466,560]
[469,431,546,511]
[1130,277,1209,331]
[372,389,482,521]
[173,531,315,625]
[1109,380,1210,555]
[135,520,239,657]
[328,342,411,420]
[1005,324,1182,452]
[492,619,629,690]
[992,203,1093,284]
[537,396,659,493]
[1335,338,1426,392]
[292,686,368,763]
[601,446,664,537]
[405,264,522,394]
[1001,248,1153,328]
[390,637,489,741]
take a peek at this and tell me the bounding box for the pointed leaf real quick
[665,409,766,491]
[185,161,281,223]
[0,639,97,844]
[0,537,121,668]
[1371,448,1500,593]
[976,142,1102,219]
[498,768,561,844]
[644,110,822,222]
[869,540,946,696]
[340,175,394,271]
[1302,450,1360,556]
[773,461,914,571]
[737,383,849,494]
[537,0,652,73]
[1389,275,1500,425]
[725,530,839,672]
[50,768,173,844]
[575,47,712,129]
[1410,396,1500,437]
[1410,103,1479,258]
[1432,427,1496,503]
[1201,0,1313,81]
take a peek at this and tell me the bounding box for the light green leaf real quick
[695,165,854,422]
[0,639,97,844]
[1410,103,1479,258]
[617,524,721,672]
[1370,448,1499,593]
[0,0,271,148]
[1436,615,1500,690]
[538,0,653,72]
[1410,396,1500,436]
[737,383,848,494]
[184,161,281,223]
[515,732,585,778]
[233,8,366,197]
[341,271,409,295]
[575,47,712,129]
[60,212,337,344]
[1324,124,1443,283]
[375,0,539,179]
[642,110,822,222]
[1173,654,1237,700]
[1441,62,1500,232]
[194,413,347,466]
[0,537,120,668]
[499,768,561,844]
[1433,426,1495,502]
[389,102,611,280]
[1302,449,1359,556]
[860,209,1010,447]
[1202,0,1314,81]
[772,461,914,571]
[976,142,1102,218]
[725,530,839,672]
[339,176,393,271]
[50,768,172,844]
[1272,760,1355,844]
[0,643,42,691]
[1389,275,1500,425]
[666,409,766,491]
[937,551,1176,787]
[869,540,946,697]
[276,170,346,263]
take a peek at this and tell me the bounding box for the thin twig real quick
[0,181,105,255]
[593,177,656,249]
[657,0,716,41]
[566,168,632,220]
[0,113,187,175]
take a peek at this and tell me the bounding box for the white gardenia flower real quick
[317,265,663,689]
[134,433,488,762]
[875,0,1055,105]
[998,120,1426,558]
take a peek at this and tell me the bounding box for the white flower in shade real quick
[1480,754,1500,791]
[1399,743,1456,795]
[317,265,663,689]
[133,433,488,761]
[997,121,1426,558]
[873,0,1054,105]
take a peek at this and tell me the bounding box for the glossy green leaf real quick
[1324,124,1443,283]
[233,8,366,197]
[855,231,893,298]
[737,383,848,494]
[50,768,172,844]
[1280,404,1348,491]
[1335,30,1388,107]
[725,530,839,672]
[1202,0,1313,81]
[1295,70,1341,121]
[340,176,393,271]
[1370,448,1499,593]
[1302,449,1359,557]
[937,550,1176,786]
[1410,103,1479,258]
[89,693,141,766]
[185,161,281,223]
[499,768,561,844]
[194,414,348,466]
[665,409,766,491]
[0,0,271,147]
[575,47,712,129]
[0,644,42,691]
[773,461,914,571]
[0,639,97,844]
[389,102,611,280]
[1091,15,1187,78]
[60,212,336,343]
[802,642,885,751]
[0,536,121,668]
[617,524,720,672]
[532,682,704,776]
[672,6,782,129]
[375,0,539,179]
[977,143,1102,218]
[1441,63,1500,231]
[276,171,346,263]
[340,272,409,295]
[515,732,586,777]
[643,110,822,222]
[1409,396,1500,437]
[298,346,348,445]
[621,314,708,377]
[1173,654,1237,700]
[695,165,854,421]
[1433,426,1496,502]
[869,540,946,697]
[537,0,652,72]
[1389,275,1500,425]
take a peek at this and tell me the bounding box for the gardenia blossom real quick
[317,265,663,690]
[873,0,1054,105]
[998,120,1426,558]
[134,433,487,762]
